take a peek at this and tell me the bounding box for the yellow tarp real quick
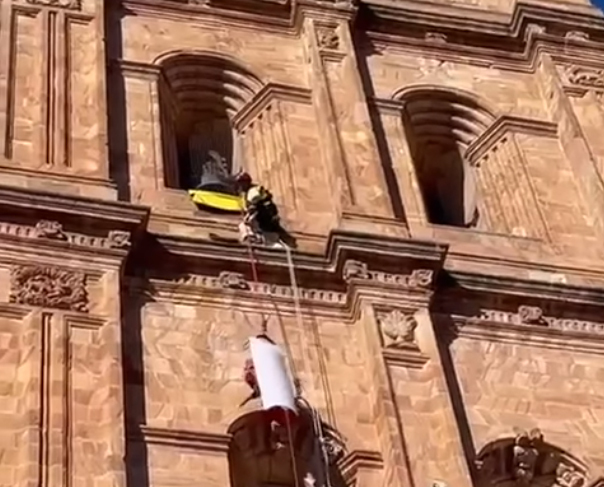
[188,189,244,213]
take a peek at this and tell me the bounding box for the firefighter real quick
[233,171,287,246]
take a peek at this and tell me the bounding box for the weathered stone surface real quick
[1,0,604,486]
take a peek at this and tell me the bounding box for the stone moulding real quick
[374,307,430,368]
[464,115,558,163]
[343,260,434,289]
[337,450,384,486]
[0,220,131,251]
[472,306,604,337]
[368,22,604,76]
[131,426,231,454]
[9,265,88,313]
[24,0,82,10]
[450,305,604,353]
[231,82,312,130]
[139,262,435,309]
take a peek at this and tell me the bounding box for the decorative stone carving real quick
[565,65,604,89]
[473,305,604,335]
[378,309,418,348]
[218,271,250,290]
[316,25,340,50]
[525,23,546,37]
[25,0,81,9]
[477,429,588,487]
[342,260,434,289]
[565,31,589,42]
[343,260,370,281]
[146,270,347,304]
[425,32,447,44]
[34,220,66,240]
[517,305,545,325]
[107,230,131,249]
[513,429,543,485]
[9,265,88,312]
[555,463,586,487]
[407,269,433,288]
[0,221,134,251]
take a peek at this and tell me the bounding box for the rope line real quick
[240,206,313,487]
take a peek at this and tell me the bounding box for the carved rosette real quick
[9,265,88,312]
[25,0,82,9]
[316,25,340,51]
[377,309,418,349]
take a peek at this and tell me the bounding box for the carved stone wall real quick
[2,1,604,487]
[447,306,604,469]
[0,0,109,188]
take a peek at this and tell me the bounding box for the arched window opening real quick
[476,429,589,487]
[399,88,496,228]
[157,53,262,192]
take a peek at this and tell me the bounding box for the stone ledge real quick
[444,269,604,307]
[0,184,149,228]
[452,312,604,353]
[130,425,231,454]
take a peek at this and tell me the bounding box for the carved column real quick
[118,62,165,206]
[302,8,393,222]
[6,263,127,487]
[345,259,471,487]
[374,307,473,487]
[536,55,604,236]
[561,65,604,184]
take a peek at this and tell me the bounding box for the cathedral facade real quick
[0,0,604,486]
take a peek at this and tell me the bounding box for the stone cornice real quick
[128,259,437,318]
[231,83,312,130]
[0,185,149,263]
[149,230,447,281]
[119,0,298,33]
[118,0,604,62]
[0,185,149,228]
[0,303,32,321]
[338,449,384,484]
[131,425,231,454]
[365,6,604,72]
[365,1,603,36]
[444,269,604,307]
[465,115,557,163]
[0,164,117,190]
[0,220,132,254]
[452,310,604,354]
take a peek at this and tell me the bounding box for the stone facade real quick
[0,0,604,486]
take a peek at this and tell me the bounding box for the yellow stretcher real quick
[188,189,244,213]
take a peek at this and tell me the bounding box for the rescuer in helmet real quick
[234,171,291,247]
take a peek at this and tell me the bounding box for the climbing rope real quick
[241,216,323,487]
